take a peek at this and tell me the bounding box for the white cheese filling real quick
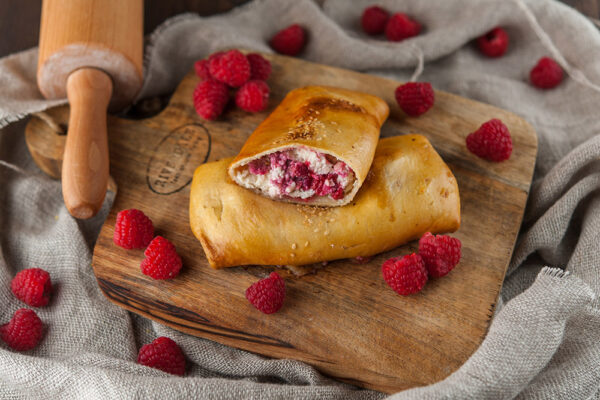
[234,147,354,201]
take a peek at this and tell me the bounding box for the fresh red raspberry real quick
[11,268,52,307]
[208,49,250,88]
[477,27,509,58]
[113,209,154,249]
[194,59,212,80]
[270,24,307,56]
[246,53,272,81]
[361,6,389,35]
[530,57,563,89]
[137,336,186,376]
[382,253,428,296]
[418,232,462,278]
[245,272,285,314]
[0,308,44,351]
[395,82,435,117]
[193,80,229,120]
[466,118,513,162]
[385,13,421,42]
[140,236,182,280]
[235,80,270,112]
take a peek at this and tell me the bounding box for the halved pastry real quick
[191,134,461,269]
[228,86,389,206]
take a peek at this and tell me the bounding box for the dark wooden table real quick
[0,0,597,59]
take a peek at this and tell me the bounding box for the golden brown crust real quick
[192,135,460,268]
[228,86,389,206]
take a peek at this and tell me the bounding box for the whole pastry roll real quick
[191,134,461,269]
[228,86,389,206]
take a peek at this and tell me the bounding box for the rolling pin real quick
[37,0,143,219]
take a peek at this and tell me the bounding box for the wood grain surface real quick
[25,53,537,393]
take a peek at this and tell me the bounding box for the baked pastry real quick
[228,86,389,206]
[190,134,460,269]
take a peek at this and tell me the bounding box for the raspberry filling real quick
[239,147,355,201]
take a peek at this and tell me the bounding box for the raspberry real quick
[466,118,513,162]
[385,13,421,42]
[530,57,563,89]
[1,308,44,351]
[246,53,272,81]
[194,59,212,80]
[113,209,154,249]
[140,236,182,280]
[361,6,389,35]
[11,268,52,307]
[137,336,186,376]
[382,253,428,295]
[193,80,229,120]
[235,80,270,112]
[477,27,509,58]
[208,49,250,88]
[418,232,462,278]
[395,82,435,117]
[245,272,285,314]
[270,24,307,56]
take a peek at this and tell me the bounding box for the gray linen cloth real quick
[1,0,599,398]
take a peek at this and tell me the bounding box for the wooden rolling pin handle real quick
[62,68,113,219]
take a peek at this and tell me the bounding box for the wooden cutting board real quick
[25,52,537,393]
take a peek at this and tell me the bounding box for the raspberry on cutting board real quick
[193,80,229,121]
[395,82,435,117]
[1,308,44,351]
[194,59,212,81]
[208,49,250,88]
[11,268,52,307]
[466,118,513,162]
[270,24,307,56]
[419,232,462,278]
[382,253,428,296]
[246,53,272,81]
[235,80,270,112]
[137,336,186,376]
[140,236,182,280]
[245,272,286,314]
[113,209,154,249]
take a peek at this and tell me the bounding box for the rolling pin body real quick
[37,0,143,218]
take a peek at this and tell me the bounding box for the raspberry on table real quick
[270,24,307,56]
[140,236,182,280]
[193,80,229,120]
[235,80,270,112]
[137,336,186,376]
[0,308,44,351]
[194,59,212,81]
[246,53,272,81]
[11,268,52,307]
[245,272,286,314]
[382,253,428,295]
[418,232,462,278]
[113,209,154,249]
[385,13,421,42]
[208,49,250,88]
[466,118,513,162]
[476,27,509,58]
[530,57,563,89]
[395,82,435,117]
[361,6,389,35]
